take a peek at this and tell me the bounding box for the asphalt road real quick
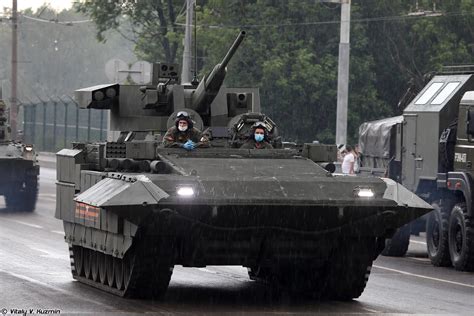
[0,163,473,315]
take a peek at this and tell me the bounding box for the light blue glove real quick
[183,140,196,151]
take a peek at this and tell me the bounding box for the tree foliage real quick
[0,6,135,102]
[77,0,474,144]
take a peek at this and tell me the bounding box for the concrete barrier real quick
[37,152,57,169]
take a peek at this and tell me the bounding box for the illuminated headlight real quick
[177,186,194,197]
[355,188,375,198]
[25,145,33,152]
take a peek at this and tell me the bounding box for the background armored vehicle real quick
[359,65,474,271]
[55,32,431,300]
[0,88,39,212]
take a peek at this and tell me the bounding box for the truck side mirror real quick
[467,108,474,136]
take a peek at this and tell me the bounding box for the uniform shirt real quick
[240,139,274,149]
[162,126,209,148]
[341,152,355,174]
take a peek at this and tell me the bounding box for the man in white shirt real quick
[341,145,355,174]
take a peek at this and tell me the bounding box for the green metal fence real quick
[21,100,107,152]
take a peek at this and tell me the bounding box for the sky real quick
[0,0,74,12]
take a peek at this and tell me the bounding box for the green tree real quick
[75,0,474,144]
[75,0,184,63]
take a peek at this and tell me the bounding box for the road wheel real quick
[323,257,373,300]
[72,246,84,277]
[114,257,124,290]
[98,253,107,284]
[91,251,99,282]
[448,203,474,271]
[426,202,451,266]
[106,255,115,287]
[83,249,92,279]
[124,236,174,299]
[381,224,411,257]
[123,251,133,289]
[321,238,376,300]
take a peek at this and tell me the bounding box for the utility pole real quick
[10,0,18,140]
[181,0,194,83]
[335,0,351,146]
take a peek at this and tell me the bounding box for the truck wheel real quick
[381,224,410,257]
[426,203,451,266]
[448,203,474,271]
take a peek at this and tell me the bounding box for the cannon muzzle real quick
[220,30,246,70]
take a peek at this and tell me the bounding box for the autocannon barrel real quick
[191,31,246,113]
[219,30,246,70]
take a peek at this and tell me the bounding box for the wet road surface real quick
[0,165,473,315]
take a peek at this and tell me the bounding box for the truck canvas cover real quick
[359,116,403,158]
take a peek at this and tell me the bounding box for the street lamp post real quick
[335,0,351,146]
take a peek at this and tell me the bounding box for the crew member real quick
[240,121,273,149]
[162,111,209,150]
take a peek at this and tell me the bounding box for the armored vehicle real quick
[359,66,474,271]
[0,89,39,212]
[55,32,431,300]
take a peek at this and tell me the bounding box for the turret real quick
[74,31,259,134]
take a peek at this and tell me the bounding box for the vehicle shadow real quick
[151,281,369,313]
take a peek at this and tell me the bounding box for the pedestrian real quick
[354,144,361,173]
[341,144,355,174]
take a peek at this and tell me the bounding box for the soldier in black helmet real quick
[240,121,273,149]
[162,111,209,150]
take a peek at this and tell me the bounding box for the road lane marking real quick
[8,219,43,229]
[28,246,69,261]
[51,230,65,235]
[410,257,431,262]
[0,269,112,308]
[373,265,474,288]
[410,240,427,245]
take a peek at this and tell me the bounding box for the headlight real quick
[355,188,375,198]
[25,145,33,152]
[177,186,194,197]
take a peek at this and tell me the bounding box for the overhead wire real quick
[173,10,472,29]
[22,14,91,25]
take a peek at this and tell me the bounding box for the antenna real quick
[191,0,199,86]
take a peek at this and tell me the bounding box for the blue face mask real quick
[254,133,264,142]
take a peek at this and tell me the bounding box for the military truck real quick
[0,89,39,212]
[359,66,474,271]
[55,31,431,300]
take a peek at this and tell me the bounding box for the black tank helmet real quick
[175,111,194,129]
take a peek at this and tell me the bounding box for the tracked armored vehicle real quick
[0,89,39,212]
[55,31,431,300]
